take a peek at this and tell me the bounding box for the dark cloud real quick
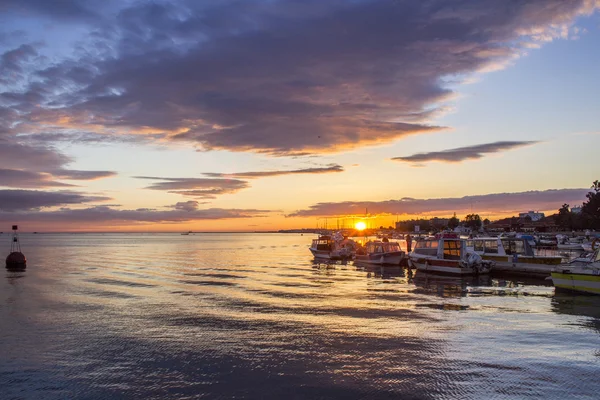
[136,176,249,199]
[172,201,200,212]
[289,189,590,217]
[0,44,38,83]
[0,205,271,223]
[0,139,71,171]
[203,164,344,179]
[0,168,74,188]
[0,189,111,211]
[2,0,595,155]
[0,139,117,186]
[392,141,539,164]
[0,0,103,23]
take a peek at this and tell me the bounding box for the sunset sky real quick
[0,0,599,231]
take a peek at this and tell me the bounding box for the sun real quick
[355,221,366,231]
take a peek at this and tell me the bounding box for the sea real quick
[1,233,599,399]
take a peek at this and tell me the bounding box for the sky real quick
[0,0,599,232]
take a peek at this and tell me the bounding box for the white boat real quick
[354,240,405,265]
[556,234,583,250]
[551,249,600,295]
[466,237,562,276]
[408,235,493,275]
[309,233,357,260]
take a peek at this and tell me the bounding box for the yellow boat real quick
[551,249,600,295]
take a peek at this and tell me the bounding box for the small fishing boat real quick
[466,237,562,277]
[550,248,600,295]
[309,233,357,260]
[354,240,405,265]
[408,235,493,275]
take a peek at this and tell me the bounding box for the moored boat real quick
[309,233,357,260]
[408,235,493,275]
[466,237,562,277]
[551,248,600,295]
[354,240,405,265]
[556,234,583,250]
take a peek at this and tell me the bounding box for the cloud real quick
[203,164,344,179]
[0,168,74,188]
[288,188,590,217]
[52,170,117,180]
[0,139,117,186]
[392,141,539,164]
[0,206,271,224]
[136,176,249,199]
[0,189,112,211]
[172,200,200,212]
[2,1,596,155]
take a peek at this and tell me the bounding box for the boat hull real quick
[481,255,561,277]
[309,248,353,260]
[409,257,484,275]
[551,272,600,295]
[355,251,404,265]
[557,244,583,250]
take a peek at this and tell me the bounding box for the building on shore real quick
[518,211,545,222]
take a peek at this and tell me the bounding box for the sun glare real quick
[355,221,366,231]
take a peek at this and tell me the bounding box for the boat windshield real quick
[366,242,400,253]
[384,242,401,252]
[413,240,438,256]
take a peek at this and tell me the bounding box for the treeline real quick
[395,213,489,232]
[554,180,600,230]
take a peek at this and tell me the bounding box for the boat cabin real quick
[466,237,534,257]
[311,236,334,251]
[412,238,466,261]
[364,241,401,254]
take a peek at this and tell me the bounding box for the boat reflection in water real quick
[354,263,405,279]
[551,293,600,333]
[410,270,491,298]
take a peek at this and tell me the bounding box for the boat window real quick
[466,240,474,248]
[484,240,498,254]
[501,240,525,255]
[443,240,461,260]
[316,243,332,251]
[474,240,484,252]
[385,243,400,252]
[413,240,438,256]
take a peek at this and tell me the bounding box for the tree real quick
[463,214,482,230]
[582,180,600,229]
[555,203,572,230]
[483,218,490,226]
[448,213,459,230]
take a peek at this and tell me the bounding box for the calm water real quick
[1,233,599,399]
